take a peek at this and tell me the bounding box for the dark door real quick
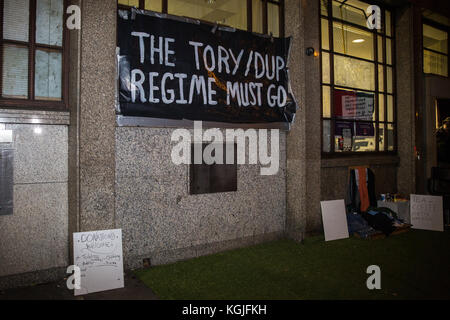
[436,99,450,167]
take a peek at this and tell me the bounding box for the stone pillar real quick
[68,0,82,257]
[395,4,416,196]
[285,0,322,240]
[74,0,117,232]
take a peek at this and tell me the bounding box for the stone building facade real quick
[0,0,449,288]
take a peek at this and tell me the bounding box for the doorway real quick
[436,99,450,167]
[433,99,450,228]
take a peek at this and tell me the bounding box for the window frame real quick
[0,0,69,110]
[118,0,285,37]
[320,0,397,157]
[422,18,449,78]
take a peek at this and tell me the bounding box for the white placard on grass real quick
[73,229,124,296]
[410,195,444,232]
[320,200,349,241]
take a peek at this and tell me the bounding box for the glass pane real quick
[118,0,139,7]
[252,0,263,33]
[424,50,448,77]
[3,0,30,42]
[323,120,331,153]
[378,65,384,92]
[323,85,331,118]
[35,49,62,100]
[334,120,353,152]
[386,66,393,93]
[386,38,392,65]
[354,126,376,152]
[145,0,162,12]
[322,52,330,84]
[169,0,247,31]
[423,24,448,54]
[377,35,383,63]
[379,123,385,151]
[387,124,395,151]
[333,22,373,60]
[334,55,375,91]
[36,0,64,47]
[321,0,328,16]
[321,19,329,50]
[332,0,368,28]
[387,95,394,122]
[334,88,375,121]
[379,94,385,121]
[385,10,391,37]
[2,45,29,99]
[334,121,376,152]
[422,10,450,28]
[268,3,280,37]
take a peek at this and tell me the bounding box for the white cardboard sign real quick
[410,195,443,232]
[73,229,124,296]
[320,200,349,241]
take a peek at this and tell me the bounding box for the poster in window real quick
[335,120,374,136]
[342,128,352,151]
[334,89,374,121]
[334,120,353,136]
[356,122,375,137]
[335,121,353,151]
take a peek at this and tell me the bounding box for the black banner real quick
[117,8,297,125]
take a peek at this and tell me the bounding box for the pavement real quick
[0,272,159,300]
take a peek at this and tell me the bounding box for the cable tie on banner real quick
[270,32,274,43]
[211,23,219,34]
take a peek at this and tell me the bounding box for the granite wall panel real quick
[115,127,286,268]
[0,124,68,278]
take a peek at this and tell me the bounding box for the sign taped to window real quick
[334,89,374,121]
[117,8,298,125]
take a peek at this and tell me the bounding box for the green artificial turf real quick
[135,230,450,300]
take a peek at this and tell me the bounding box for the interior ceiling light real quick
[352,39,365,43]
[206,0,216,4]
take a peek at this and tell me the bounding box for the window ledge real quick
[116,115,290,130]
[321,154,399,168]
[0,109,70,125]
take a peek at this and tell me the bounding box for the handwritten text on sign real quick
[73,229,124,296]
[410,195,443,232]
[117,8,297,123]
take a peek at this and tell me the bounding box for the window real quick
[0,0,67,109]
[320,0,396,154]
[118,0,284,36]
[423,22,448,77]
[118,0,162,12]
